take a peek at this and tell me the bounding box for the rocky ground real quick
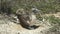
[0,13,60,34]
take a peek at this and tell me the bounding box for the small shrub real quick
[0,0,12,15]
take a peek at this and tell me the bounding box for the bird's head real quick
[16,9,25,15]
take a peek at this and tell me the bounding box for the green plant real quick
[0,0,60,14]
[47,15,60,25]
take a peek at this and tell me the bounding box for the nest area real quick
[16,9,40,30]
